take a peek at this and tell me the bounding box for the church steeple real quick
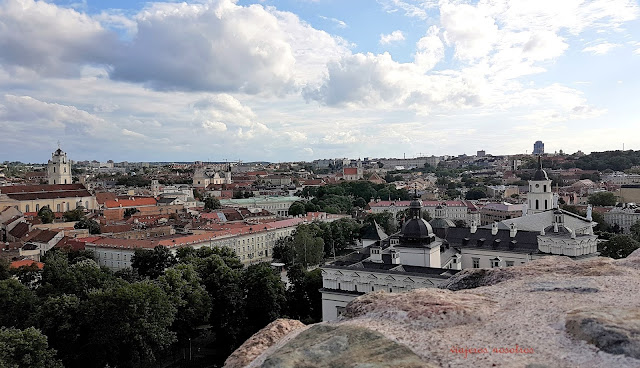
[527,155,553,214]
[47,146,72,185]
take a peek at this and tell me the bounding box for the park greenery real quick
[0,245,323,367]
[297,182,410,214]
[273,218,363,266]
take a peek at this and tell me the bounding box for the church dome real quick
[401,217,434,239]
[429,217,456,229]
[533,155,549,181]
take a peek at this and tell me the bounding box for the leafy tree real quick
[465,187,487,200]
[599,234,640,259]
[37,206,54,224]
[204,196,222,210]
[288,201,306,216]
[588,191,617,207]
[156,264,211,343]
[454,219,468,227]
[131,245,177,279]
[123,208,140,217]
[82,280,177,368]
[0,327,63,368]
[11,262,42,289]
[630,221,640,242]
[365,212,397,235]
[0,259,10,281]
[188,253,245,356]
[286,265,322,324]
[0,279,39,329]
[38,254,114,298]
[272,238,295,266]
[37,294,82,366]
[292,229,325,267]
[63,207,85,222]
[74,218,101,234]
[242,263,286,335]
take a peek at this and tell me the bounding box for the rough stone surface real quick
[566,307,640,359]
[259,324,434,368]
[223,319,305,368]
[231,255,640,368]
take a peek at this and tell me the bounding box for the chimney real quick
[509,223,517,238]
[370,246,382,263]
[470,220,477,234]
[391,249,400,265]
[491,222,498,236]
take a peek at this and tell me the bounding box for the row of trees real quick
[36,206,101,234]
[0,245,322,367]
[273,218,363,267]
[297,182,411,214]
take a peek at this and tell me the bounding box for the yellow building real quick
[0,184,97,213]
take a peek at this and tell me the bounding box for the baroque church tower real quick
[527,156,553,214]
[47,147,72,185]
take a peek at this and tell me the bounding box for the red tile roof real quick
[343,168,358,175]
[9,222,30,239]
[96,192,117,204]
[0,184,86,194]
[104,197,157,208]
[10,260,44,270]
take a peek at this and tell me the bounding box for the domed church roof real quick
[400,194,435,241]
[533,155,549,181]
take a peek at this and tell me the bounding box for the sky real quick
[1,0,640,163]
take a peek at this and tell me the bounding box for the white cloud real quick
[194,94,256,128]
[121,128,147,139]
[319,15,347,28]
[202,121,228,132]
[414,26,444,70]
[380,30,405,45]
[0,0,117,76]
[582,42,621,54]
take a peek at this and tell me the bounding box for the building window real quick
[491,259,501,268]
[25,205,29,212]
[506,261,514,267]
[536,199,539,210]
[36,204,40,212]
[354,285,358,292]
[57,204,61,212]
[371,286,375,291]
[472,258,480,269]
[545,200,548,209]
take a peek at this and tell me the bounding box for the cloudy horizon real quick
[1,0,639,163]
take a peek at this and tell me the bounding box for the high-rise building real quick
[533,141,544,155]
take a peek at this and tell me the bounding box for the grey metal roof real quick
[446,227,540,253]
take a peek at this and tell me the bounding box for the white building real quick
[193,166,232,188]
[527,156,554,214]
[368,199,479,225]
[220,196,302,217]
[321,197,460,321]
[47,148,72,185]
[604,205,640,233]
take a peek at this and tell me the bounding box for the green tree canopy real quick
[242,263,286,335]
[37,206,54,224]
[131,245,177,279]
[74,218,101,234]
[63,207,85,222]
[204,196,222,210]
[588,191,617,207]
[288,201,306,216]
[599,234,640,259]
[0,327,63,368]
[82,280,177,368]
[156,264,211,343]
[0,279,39,329]
[465,187,487,200]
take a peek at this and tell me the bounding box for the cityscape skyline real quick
[1,0,639,162]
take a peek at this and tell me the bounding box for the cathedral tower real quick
[47,147,72,185]
[527,156,553,214]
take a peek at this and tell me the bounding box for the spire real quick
[537,155,542,170]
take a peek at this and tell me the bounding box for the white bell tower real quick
[527,156,553,214]
[47,145,72,185]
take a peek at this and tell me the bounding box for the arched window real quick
[53,167,56,173]
[535,199,539,210]
[25,205,29,212]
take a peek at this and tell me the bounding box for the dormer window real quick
[491,257,501,268]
